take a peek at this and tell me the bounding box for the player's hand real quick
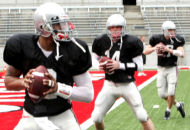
[162,46,170,52]
[43,73,58,95]
[106,59,120,72]
[155,42,165,52]
[99,64,105,71]
[23,69,35,89]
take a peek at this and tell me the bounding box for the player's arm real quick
[92,52,101,70]
[4,65,24,90]
[163,46,184,58]
[106,55,143,72]
[4,65,34,91]
[144,45,156,55]
[56,71,94,103]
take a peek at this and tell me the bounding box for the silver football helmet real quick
[34,2,74,41]
[162,21,176,38]
[161,21,180,43]
[106,14,126,42]
[104,14,126,58]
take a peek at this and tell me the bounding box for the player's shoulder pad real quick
[6,33,38,46]
[123,34,142,46]
[150,34,163,40]
[175,34,185,43]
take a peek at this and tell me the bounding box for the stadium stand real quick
[141,5,190,43]
[0,6,123,45]
[0,1,190,69]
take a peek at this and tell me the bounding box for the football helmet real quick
[34,2,74,41]
[106,14,126,42]
[161,21,176,38]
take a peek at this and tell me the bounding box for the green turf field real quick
[88,70,190,130]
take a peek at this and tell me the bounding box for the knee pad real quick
[158,91,167,99]
[157,87,167,99]
[168,83,176,96]
[135,107,148,122]
[91,109,104,123]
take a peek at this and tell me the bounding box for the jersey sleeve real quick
[149,35,157,47]
[131,38,143,58]
[178,35,185,47]
[3,34,23,70]
[92,38,102,56]
[72,41,92,76]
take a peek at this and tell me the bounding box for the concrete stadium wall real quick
[137,0,190,5]
[0,0,122,6]
[0,44,190,71]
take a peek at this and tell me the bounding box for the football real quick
[28,65,51,103]
[99,56,111,70]
[156,42,165,57]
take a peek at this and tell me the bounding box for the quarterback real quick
[91,14,154,130]
[3,2,93,130]
[144,21,185,120]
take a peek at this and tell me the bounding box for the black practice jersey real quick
[3,33,92,117]
[92,34,143,83]
[149,34,185,66]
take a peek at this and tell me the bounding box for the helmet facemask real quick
[106,14,126,44]
[107,26,123,43]
[163,29,176,39]
[49,17,74,42]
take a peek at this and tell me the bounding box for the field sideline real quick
[87,70,190,130]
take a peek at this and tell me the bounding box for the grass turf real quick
[88,70,190,130]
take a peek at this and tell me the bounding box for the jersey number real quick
[111,51,120,61]
[166,45,173,57]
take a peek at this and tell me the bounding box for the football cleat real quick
[164,110,170,120]
[177,102,185,118]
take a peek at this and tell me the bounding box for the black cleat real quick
[164,110,170,120]
[177,102,185,118]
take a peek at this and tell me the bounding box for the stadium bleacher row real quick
[0,6,123,45]
[141,5,190,43]
[0,5,190,45]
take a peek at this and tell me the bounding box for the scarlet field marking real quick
[0,71,157,130]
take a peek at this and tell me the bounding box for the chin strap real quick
[71,37,86,53]
[105,36,113,57]
[53,37,86,61]
[105,35,123,58]
[53,38,63,61]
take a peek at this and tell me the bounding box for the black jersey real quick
[92,34,143,83]
[149,34,185,66]
[3,33,92,117]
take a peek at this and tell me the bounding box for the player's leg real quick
[91,80,118,130]
[157,66,171,119]
[14,109,41,130]
[157,66,168,99]
[121,82,154,130]
[49,109,81,130]
[167,66,185,118]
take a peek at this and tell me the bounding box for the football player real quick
[91,14,154,130]
[3,2,94,130]
[144,21,185,120]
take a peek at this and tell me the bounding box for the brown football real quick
[99,56,111,70]
[28,65,51,103]
[156,43,165,57]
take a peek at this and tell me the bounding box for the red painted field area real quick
[0,70,157,130]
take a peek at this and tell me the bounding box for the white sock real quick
[166,107,171,112]
[176,102,180,108]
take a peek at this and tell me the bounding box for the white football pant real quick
[14,109,81,130]
[91,80,148,123]
[157,66,178,98]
